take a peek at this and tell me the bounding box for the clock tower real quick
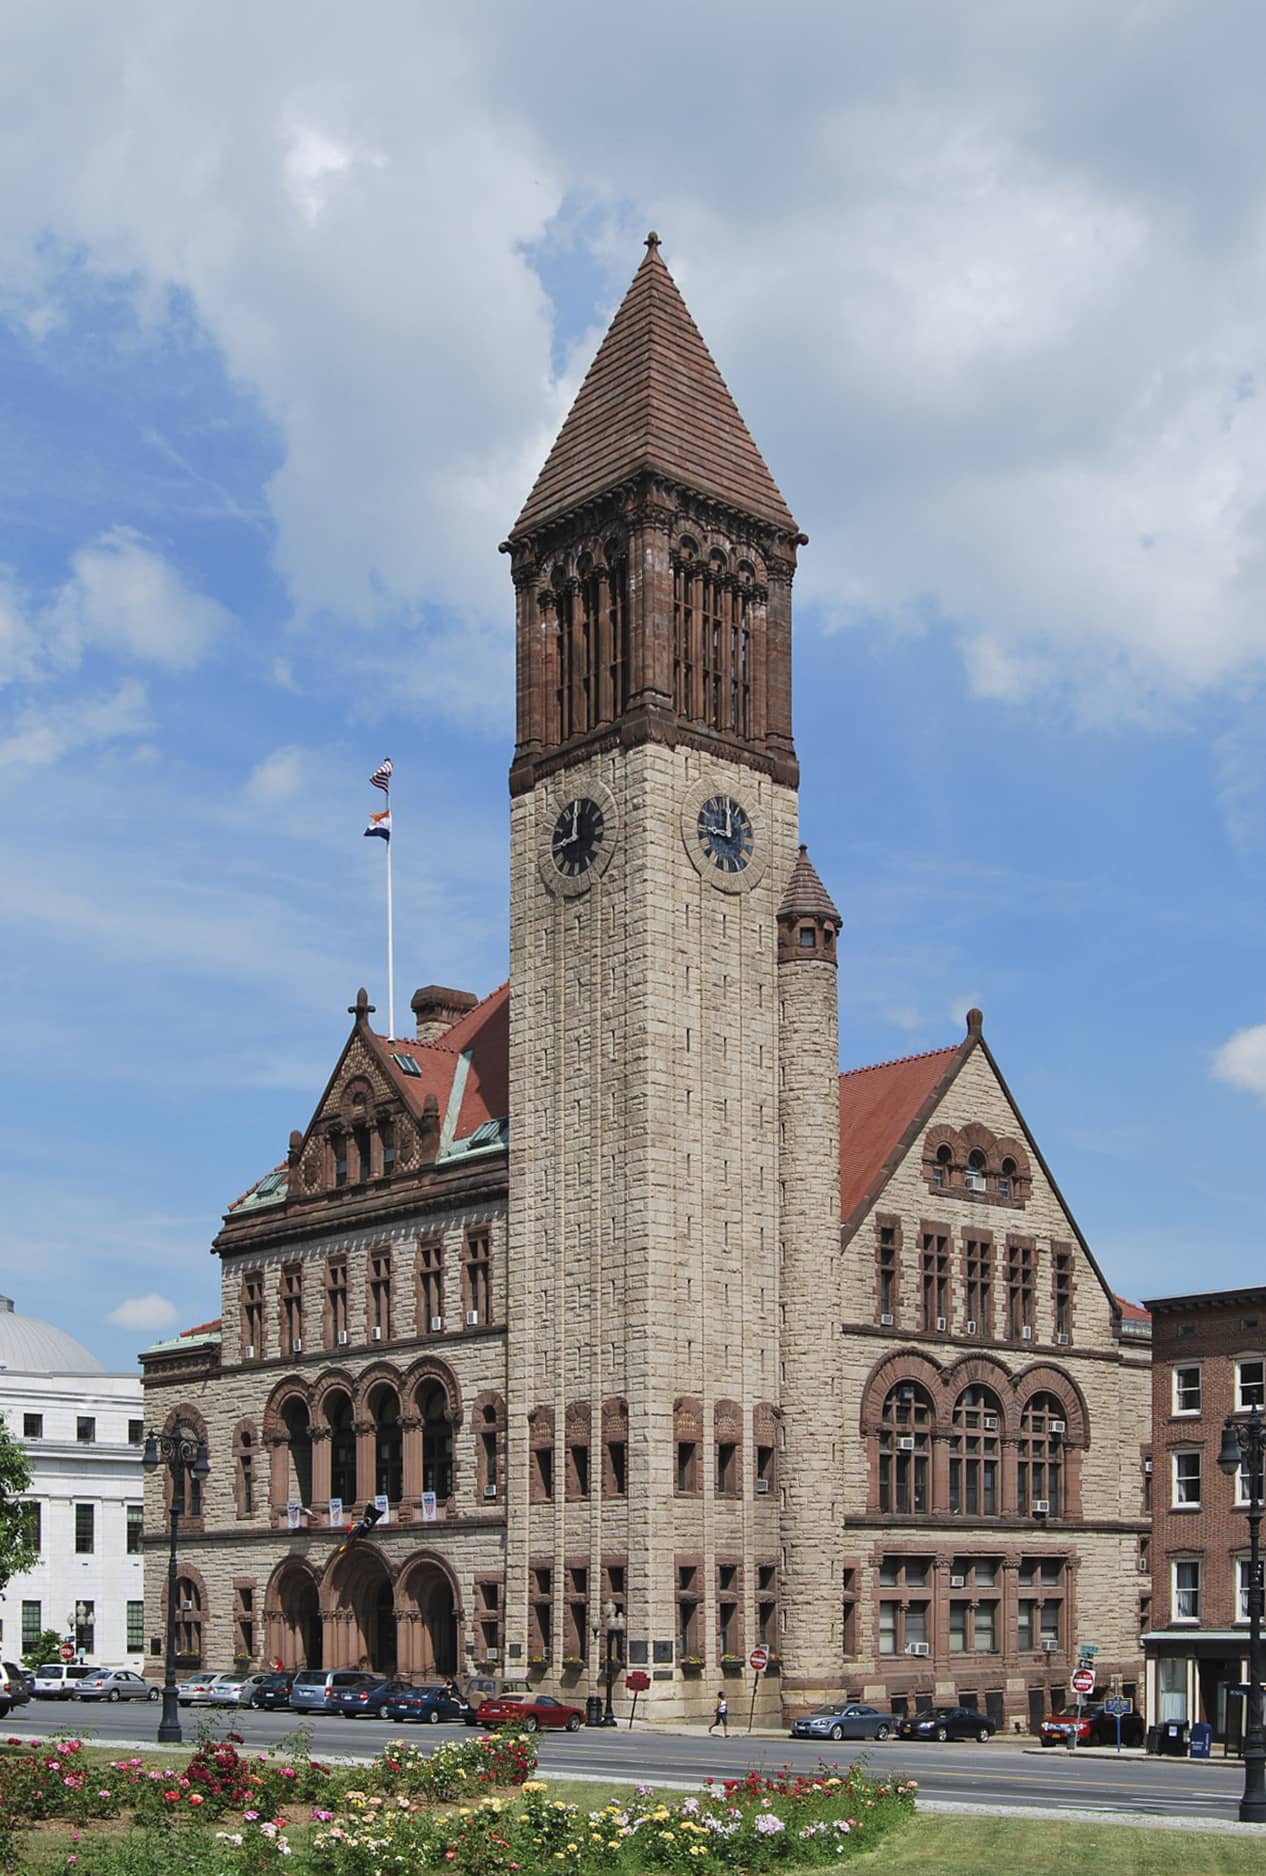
[502,236,827,1710]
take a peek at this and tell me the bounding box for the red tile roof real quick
[511,238,797,537]
[372,982,509,1135]
[181,1318,222,1338]
[1113,1294,1151,1325]
[838,1046,961,1221]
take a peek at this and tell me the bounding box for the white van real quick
[33,1663,100,1699]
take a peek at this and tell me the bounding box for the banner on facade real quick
[327,1498,343,1527]
[419,1491,437,1522]
[373,1492,390,1525]
[286,1501,302,1530]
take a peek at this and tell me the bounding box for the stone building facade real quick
[142,238,1151,1726]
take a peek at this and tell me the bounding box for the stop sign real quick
[1071,1666,1095,1696]
[749,1646,769,1672]
[60,1643,75,1663]
[625,1670,651,1692]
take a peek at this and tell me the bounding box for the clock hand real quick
[570,801,579,840]
[724,801,733,839]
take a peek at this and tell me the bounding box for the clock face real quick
[551,797,605,877]
[697,795,754,873]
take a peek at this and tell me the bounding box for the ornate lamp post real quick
[142,1427,210,1746]
[1217,1403,1265,1823]
[601,1599,626,1727]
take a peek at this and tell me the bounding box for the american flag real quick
[369,758,393,793]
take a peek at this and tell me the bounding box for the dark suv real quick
[247,1671,296,1710]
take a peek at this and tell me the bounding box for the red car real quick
[469,1694,584,1732]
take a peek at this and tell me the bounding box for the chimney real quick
[410,985,478,1043]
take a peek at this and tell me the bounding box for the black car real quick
[248,1671,296,1710]
[331,1675,417,1718]
[380,1683,473,1725]
[897,1705,996,1743]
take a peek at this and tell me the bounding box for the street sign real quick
[1103,1697,1132,1716]
[60,1643,75,1662]
[1071,1667,1096,1697]
[749,1646,769,1673]
[625,1670,651,1693]
[1077,1645,1099,1656]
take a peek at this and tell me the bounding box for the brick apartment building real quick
[1142,1285,1266,1741]
[142,237,1152,1726]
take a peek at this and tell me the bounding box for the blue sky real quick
[1,2,1264,1370]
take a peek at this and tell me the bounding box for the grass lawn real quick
[847,1812,1266,1875]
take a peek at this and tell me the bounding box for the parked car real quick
[177,1671,221,1706]
[790,1702,894,1742]
[73,1669,158,1704]
[1039,1704,1145,1749]
[247,1671,296,1711]
[464,1676,532,1712]
[331,1676,417,1719]
[289,1669,379,1714]
[0,1660,33,1718]
[381,1683,474,1726]
[32,1663,101,1699]
[470,1694,584,1733]
[896,1706,997,1743]
[199,1673,251,1707]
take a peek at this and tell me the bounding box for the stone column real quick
[309,1427,332,1508]
[354,1420,376,1507]
[268,1436,291,1521]
[401,1415,423,1514]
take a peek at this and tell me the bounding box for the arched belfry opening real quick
[267,1562,322,1671]
[397,1556,458,1678]
[324,1547,396,1672]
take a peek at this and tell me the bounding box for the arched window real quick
[997,1155,1017,1200]
[931,1142,953,1189]
[965,1148,988,1193]
[1018,1392,1066,1517]
[281,1397,313,1508]
[949,1386,1001,1516]
[878,1383,932,1514]
[418,1381,453,1500]
[326,1390,356,1506]
[369,1383,402,1503]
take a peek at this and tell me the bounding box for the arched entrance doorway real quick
[397,1557,458,1678]
[324,1547,397,1672]
[268,1564,322,1671]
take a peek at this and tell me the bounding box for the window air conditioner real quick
[1144,1459,1153,1474]
[1138,1557,1150,1573]
[965,1172,986,1192]
[879,1313,895,1327]
[1056,1333,1070,1346]
[898,1436,917,1452]
[291,1338,302,1355]
[483,1485,498,1499]
[181,1602,195,1613]
[1050,1420,1066,1435]
[1033,1499,1051,1514]
[905,1641,930,1656]
[965,1320,977,1336]
[950,1575,966,1589]
[430,1316,444,1333]
[983,1415,999,1431]
[755,1479,770,1495]
[371,1325,383,1341]
[466,1310,480,1327]
[1041,1639,1060,1653]
[1021,1325,1034,1340]
[337,1330,349,1346]
[935,1316,948,1333]
[243,1345,255,1361]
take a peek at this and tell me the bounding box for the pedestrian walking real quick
[708,1691,729,1737]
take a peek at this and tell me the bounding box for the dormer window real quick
[965,1150,988,1193]
[997,1156,1016,1199]
[931,1144,952,1189]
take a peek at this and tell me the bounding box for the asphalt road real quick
[8,1699,1253,1825]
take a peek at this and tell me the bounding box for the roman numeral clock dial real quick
[551,797,604,876]
[681,778,769,894]
[538,780,618,897]
[697,794,754,873]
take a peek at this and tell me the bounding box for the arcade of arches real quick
[263,1549,459,1676]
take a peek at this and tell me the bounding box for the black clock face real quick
[697,795,754,873]
[551,797,605,877]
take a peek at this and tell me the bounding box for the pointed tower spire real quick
[777,845,841,965]
[512,237,797,538]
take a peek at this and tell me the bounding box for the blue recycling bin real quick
[1189,1721,1212,1759]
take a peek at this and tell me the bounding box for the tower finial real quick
[644,230,661,252]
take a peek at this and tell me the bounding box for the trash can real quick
[1145,1725,1160,1755]
[1161,1721,1188,1757]
[1189,1722,1212,1760]
[585,1695,604,1728]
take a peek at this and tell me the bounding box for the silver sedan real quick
[73,1670,159,1704]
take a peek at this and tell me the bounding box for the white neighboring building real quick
[0,1297,145,1669]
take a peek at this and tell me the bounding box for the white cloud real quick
[1212,1023,1266,1100]
[105,1291,179,1331]
[44,528,230,671]
[246,745,307,802]
[0,678,150,767]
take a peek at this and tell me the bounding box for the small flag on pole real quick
[364,809,392,842]
[369,758,393,793]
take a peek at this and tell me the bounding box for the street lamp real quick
[142,1427,210,1745]
[601,1599,626,1728]
[1217,1403,1265,1823]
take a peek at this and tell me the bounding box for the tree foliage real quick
[22,1626,65,1670]
[0,1413,37,1592]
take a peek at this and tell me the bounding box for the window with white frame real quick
[1236,1559,1253,1623]
[1173,1558,1201,1622]
[1236,1359,1265,1411]
[1172,1366,1201,1415]
[1172,1450,1201,1507]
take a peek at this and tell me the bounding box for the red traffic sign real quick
[60,1643,75,1662]
[749,1646,770,1673]
[1071,1667,1096,1696]
[625,1670,651,1693]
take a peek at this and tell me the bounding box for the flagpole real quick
[385,794,395,1040]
